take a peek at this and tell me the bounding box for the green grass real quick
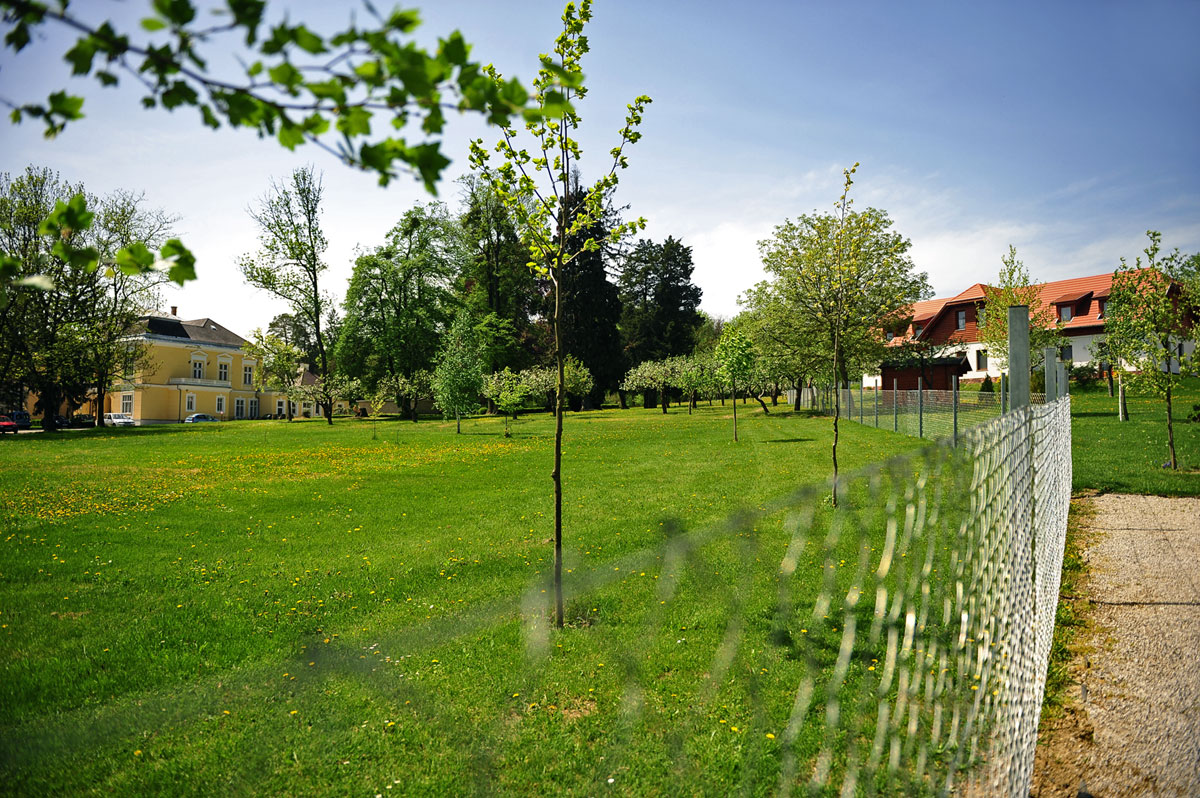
[1,404,938,796]
[1069,376,1200,496]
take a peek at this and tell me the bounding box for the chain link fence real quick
[3,400,1072,796]
[820,387,1047,441]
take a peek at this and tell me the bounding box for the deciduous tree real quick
[978,245,1063,371]
[469,0,650,627]
[1104,232,1200,469]
[431,308,483,433]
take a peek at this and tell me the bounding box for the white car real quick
[103,413,136,427]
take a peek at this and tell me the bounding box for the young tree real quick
[978,245,1063,371]
[715,328,755,442]
[431,309,484,433]
[240,166,337,423]
[1104,232,1200,470]
[469,1,650,627]
[243,329,302,421]
[757,166,929,503]
[482,367,530,437]
[290,374,363,422]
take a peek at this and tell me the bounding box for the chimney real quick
[170,305,178,317]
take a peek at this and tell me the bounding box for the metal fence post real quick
[859,382,863,424]
[1009,306,1030,410]
[893,379,898,432]
[1044,347,1058,402]
[952,375,959,446]
[1001,372,1007,414]
[918,376,924,438]
[874,385,878,428]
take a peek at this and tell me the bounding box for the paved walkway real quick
[1033,494,1200,798]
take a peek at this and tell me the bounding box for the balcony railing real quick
[167,377,232,388]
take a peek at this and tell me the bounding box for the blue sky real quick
[2,0,1198,332]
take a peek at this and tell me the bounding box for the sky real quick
[2,0,1198,335]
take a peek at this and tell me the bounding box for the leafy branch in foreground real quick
[1,0,569,190]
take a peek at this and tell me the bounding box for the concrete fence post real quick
[1044,347,1058,402]
[1008,306,1031,411]
[893,379,898,432]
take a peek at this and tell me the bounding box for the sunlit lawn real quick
[1070,376,1200,496]
[0,402,925,795]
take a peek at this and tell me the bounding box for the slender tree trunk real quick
[552,274,565,629]
[1106,365,1114,397]
[661,384,668,414]
[1166,383,1176,469]
[792,379,802,412]
[1118,373,1128,421]
[732,380,738,442]
[456,410,461,434]
[755,393,771,414]
[617,389,628,410]
[325,401,333,425]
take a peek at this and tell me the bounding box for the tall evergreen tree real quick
[619,236,703,366]
[547,176,625,408]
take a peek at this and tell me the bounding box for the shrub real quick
[1069,363,1100,387]
[979,375,995,393]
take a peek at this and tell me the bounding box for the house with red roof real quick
[875,271,1154,390]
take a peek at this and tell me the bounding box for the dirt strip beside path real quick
[1033,494,1200,798]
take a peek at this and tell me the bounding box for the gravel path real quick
[1033,494,1200,798]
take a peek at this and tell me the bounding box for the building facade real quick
[876,271,1195,389]
[102,310,288,424]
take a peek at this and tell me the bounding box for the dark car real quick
[183,413,219,423]
[10,410,31,430]
[71,414,96,428]
[0,415,17,434]
[55,415,72,429]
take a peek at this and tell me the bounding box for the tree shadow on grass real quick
[765,438,814,444]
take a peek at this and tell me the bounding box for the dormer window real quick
[1097,299,1106,319]
[913,324,924,337]
[1059,305,1073,322]
[956,310,967,330]
[885,331,895,341]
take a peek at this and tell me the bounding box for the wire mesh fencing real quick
[2,401,1072,796]
[824,387,1047,441]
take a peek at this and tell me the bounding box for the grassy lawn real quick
[1,404,936,795]
[1069,376,1200,496]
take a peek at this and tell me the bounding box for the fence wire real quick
[824,388,1047,442]
[3,401,1072,797]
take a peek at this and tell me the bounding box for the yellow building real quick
[104,309,290,424]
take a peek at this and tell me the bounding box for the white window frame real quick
[186,393,196,413]
[976,349,988,371]
[218,362,229,382]
[192,360,204,379]
[276,399,285,415]
[243,365,253,386]
[216,395,225,414]
[249,398,259,418]
[235,397,245,419]
[121,393,133,414]
[1060,305,1073,322]
[956,309,966,330]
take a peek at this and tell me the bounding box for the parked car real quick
[10,410,31,430]
[103,412,136,427]
[54,415,72,429]
[183,413,219,423]
[0,415,17,434]
[71,414,96,428]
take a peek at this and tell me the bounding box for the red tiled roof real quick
[1032,272,1114,330]
[947,283,988,303]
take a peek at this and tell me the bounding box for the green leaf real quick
[64,38,97,75]
[277,119,304,149]
[335,106,372,137]
[291,25,326,55]
[152,0,196,26]
[141,17,167,32]
[267,62,303,92]
[159,239,197,284]
[116,242,156,274]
